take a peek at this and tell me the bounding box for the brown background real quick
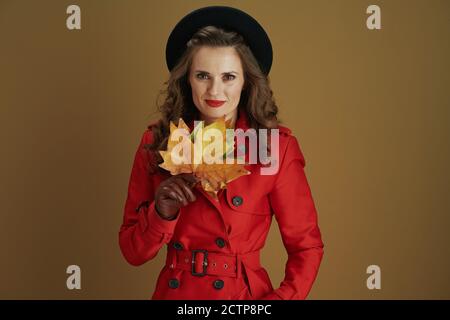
[0,0,449,299]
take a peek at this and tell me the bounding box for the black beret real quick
[165,6,273,75]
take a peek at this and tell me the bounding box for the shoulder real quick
[275,124,306,168]
[131,122,161,172]
[275,124,294,147]
[132,121,159,161]
[138,120,160,146]
[277,124,292,137]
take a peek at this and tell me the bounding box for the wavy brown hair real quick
[145,26,280,172]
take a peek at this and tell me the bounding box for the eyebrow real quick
[194,70,239,75]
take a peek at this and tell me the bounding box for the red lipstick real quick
[205,99,226,108]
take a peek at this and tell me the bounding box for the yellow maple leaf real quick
[159,116,250,200]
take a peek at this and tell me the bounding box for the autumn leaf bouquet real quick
[159,116,250,200]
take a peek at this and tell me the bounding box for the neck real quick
[200,109,238,128]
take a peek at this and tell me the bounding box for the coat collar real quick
[187,108,250,131]
[235,108,250,131]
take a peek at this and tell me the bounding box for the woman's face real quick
[188,46,245,124]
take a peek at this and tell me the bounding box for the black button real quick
[173,242,183,250]
[213,279,224,290]
[215,238,226,248]
[232,196,243,207]
[168,279,179,289]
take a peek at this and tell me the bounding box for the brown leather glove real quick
[154,173,199,220]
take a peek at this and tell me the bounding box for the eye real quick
[224,74,236,81]
[196,73,209,80]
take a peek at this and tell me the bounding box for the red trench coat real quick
[119,110,324,300]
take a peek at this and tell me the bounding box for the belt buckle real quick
[191,249,208,277]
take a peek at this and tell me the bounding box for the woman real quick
[119,6,324,300]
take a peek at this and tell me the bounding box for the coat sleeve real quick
[118,130,180,266]
[263,135,324,300]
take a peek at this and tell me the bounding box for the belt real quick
[166,247,261,278]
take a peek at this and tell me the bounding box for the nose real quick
[207,77,223,97]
